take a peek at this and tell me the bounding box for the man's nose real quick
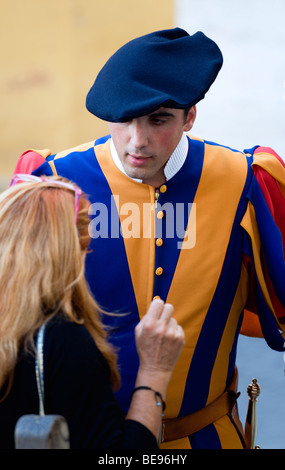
[129,121,149,149]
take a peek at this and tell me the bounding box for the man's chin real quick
[125,169,144,181]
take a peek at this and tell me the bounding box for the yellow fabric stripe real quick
[252,152,285,186]
[165,142,248,418]
[95,140,156,320]
[160,437,191,450]
[53,140,95,161]
[213,415,244,449]
[207,264,249,404]
[240,309,264,337]
[30,148,52,159]
[48,160,58,176]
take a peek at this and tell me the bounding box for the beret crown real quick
[86,27,223,122]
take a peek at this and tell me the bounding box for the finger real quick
[159,303,174,322]
[145,298,165,319]
[163,318,184,344]
[175,324,185,343]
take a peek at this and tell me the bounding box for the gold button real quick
[156,238,163,247]
[157,210,164,219]
[160,184,167,193]
[153,295,161,300]
[155,267,163,276]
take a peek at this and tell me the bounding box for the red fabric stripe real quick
[12,150,46,178]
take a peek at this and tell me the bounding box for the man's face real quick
[108,106,196,187]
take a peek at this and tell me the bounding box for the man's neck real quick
[110,133,189,185]
[142,169,166,188]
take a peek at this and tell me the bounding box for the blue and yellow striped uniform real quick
[16,134,285,448]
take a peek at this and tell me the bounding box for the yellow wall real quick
[0,0,174,188]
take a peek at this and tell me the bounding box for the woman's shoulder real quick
[45,315,91,339]
[43,316,107,372]
[45,315,92,343]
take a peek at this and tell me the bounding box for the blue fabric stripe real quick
[45,154,55,162]
[189,423,222,449]
[94,134,111,146]
[243,145,260,154]
[241,230,285,351]
[32,161,54,176]
[153,137,204,301]
[202,140,259,155]
[228,313,243,384]
[178,155,253,419]
[247,176,285,305]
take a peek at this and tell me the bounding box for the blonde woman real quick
[0,175,184,449]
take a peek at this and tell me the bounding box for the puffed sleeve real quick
[240,146,285,350]
[11,149,52,177]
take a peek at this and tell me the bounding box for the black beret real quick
[86,27,223,122]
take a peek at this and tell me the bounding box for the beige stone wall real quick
[0,0,174,189]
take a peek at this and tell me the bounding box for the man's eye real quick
[151,118,166,125]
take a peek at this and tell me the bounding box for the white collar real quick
[110,133,189,184]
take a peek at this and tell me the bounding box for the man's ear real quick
[184,105,197,132]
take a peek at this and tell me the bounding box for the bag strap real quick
[35,322,47,416]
